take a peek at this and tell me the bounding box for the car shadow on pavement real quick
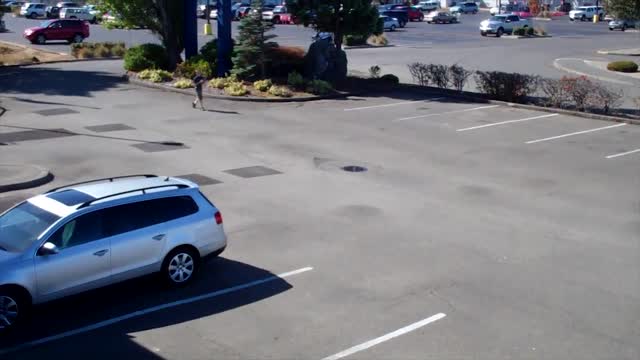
[0,257,294,359]
[0,66,124,97]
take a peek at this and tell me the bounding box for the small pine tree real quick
[231,0,278,79]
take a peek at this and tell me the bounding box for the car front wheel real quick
[0,289,28,332]
[162,247,199,286]
[481,31,487,36]
[496,28,503,37]
[390,25,396,31]
[36,34,46,44]
[621,25,626,31]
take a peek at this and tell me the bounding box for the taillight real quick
[214,211,223,225]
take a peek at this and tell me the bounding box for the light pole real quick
[204,0,213,34]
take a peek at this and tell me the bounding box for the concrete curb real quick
[597,49,640,56]
[126,75,352,103]
[0,57,123,68]
[0,165,54,193]
[502,35,552,39]
[389,83,640,125]
[343,44,395,50]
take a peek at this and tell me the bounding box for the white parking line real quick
[321,313,447,360]
[343,98,444,111]
[0,266,314,356]
[457,113,558,132]
[526,123,627,144]
[606,148,640,159]
[394,105,500,122]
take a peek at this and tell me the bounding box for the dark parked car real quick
[381,9,409,27]
[23,19,89,44]
[45,6,60,18]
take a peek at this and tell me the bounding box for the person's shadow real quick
[0,257,294,359]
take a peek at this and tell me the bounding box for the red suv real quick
[23,19,90,45]
[391,5,425,21]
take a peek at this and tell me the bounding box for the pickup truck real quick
[479,14,530,37]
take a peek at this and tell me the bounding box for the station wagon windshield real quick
[0,202,60,253]
[490,16,506,21]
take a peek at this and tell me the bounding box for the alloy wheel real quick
[168,253,195,283]
[0,296,18,330]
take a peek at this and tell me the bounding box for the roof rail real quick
[46,174,158,194]
[77,184,189,209]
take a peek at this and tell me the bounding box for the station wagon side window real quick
[508,15,519,22]
[47,210,106,251]
[103,196,199,237]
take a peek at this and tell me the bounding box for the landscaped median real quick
[0,41,72,66]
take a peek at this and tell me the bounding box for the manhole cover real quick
[342,165,367,173]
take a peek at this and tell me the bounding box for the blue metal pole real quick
[217,0,232,76]
[184,0,198,59]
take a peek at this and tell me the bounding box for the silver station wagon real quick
[0,175,227,330]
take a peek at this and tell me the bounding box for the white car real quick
[480,14,530,36]
[381,15,400,31]
[416,0,439,12]
[20,3,47,18]
[569,6,604,21]
[60,7,95,22]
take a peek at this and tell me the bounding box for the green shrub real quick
[253,79,273,92]
[306,80,333,95]
[77,47,95,59]
[380,74,399,85]
[287,71,305,89]
[475,71,540,103]
[112,43,126,57]
[174,78,194,88]
[268,85,292,97]
[607,61,638,73]
[124,44,169,71]
[224,81,248,96]
[343,35,367,46]
[209,74,238,89]
[139,69,172,82]
[175,56,213,79]
[199,38,236,67]
[512,27,526,36]
[525,26,535,36]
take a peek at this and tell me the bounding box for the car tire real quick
[621,25,626,31]
[496,28,503,37]
[162,247,200,287]
[480,31,487,36]
[581,15,586,21]
[473,10,477,14]
[36,34,46,44]
[390,25,396,31]
[419,15,424,21]
[0,288,30,332]
[90,16,96,24]
[427,20,431,23]
[72,34,83,43]
[400,21,406,28]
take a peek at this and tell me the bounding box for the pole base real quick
[204,23,213,35]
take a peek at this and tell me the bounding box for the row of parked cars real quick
[11,1,101,23]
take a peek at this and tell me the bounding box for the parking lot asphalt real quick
[0,62,638,360]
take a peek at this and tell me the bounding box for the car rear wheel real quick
[36,34,46,44]
[73,34,83,43]
[162,247,199,286]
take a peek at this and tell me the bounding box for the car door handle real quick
[152,234,166,241]
[93,249,109,257]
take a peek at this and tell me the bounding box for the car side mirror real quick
[38,242,59,256]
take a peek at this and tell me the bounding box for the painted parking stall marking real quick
[457,113,558,132]
[321,313,447,360]
[343,98,444,112]
[525,123,627,144]
[394,105,500,122]
[0,266,314,356]
[606,148,640,159]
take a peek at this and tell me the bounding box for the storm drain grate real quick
[34,108,79,116]
[342,165,367,173]
[85,123,135,133]
[131,142,188,153]
[174,173,222,186]
[223,166,282,178]
[0,129,75,143]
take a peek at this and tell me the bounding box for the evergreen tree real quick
[231,0,278,79]
[606,0,640,20]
